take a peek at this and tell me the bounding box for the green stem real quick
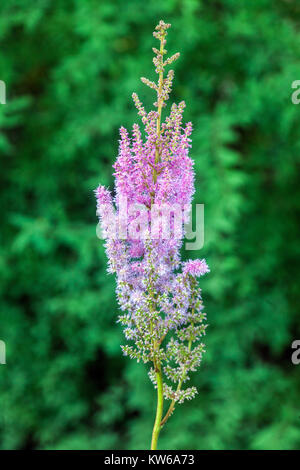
[150,29,167,450]
[152,33,165,188]
[151,365,164,450]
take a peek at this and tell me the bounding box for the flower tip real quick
[95,185,112,205]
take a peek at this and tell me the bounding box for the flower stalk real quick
[95,20,210,450]
[151,365,164,450]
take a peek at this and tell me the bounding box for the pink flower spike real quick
[183,259,210,277]
[95,185,112,205]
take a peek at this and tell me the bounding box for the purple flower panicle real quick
[95,20,209,409]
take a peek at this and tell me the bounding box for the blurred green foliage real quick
[0,0,299,450]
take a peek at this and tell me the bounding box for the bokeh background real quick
[0,0,300,450]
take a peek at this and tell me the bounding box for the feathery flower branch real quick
[95,20,209,450]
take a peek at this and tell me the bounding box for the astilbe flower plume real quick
[95,20,209,450]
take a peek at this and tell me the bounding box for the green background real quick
[0,0,299,450]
